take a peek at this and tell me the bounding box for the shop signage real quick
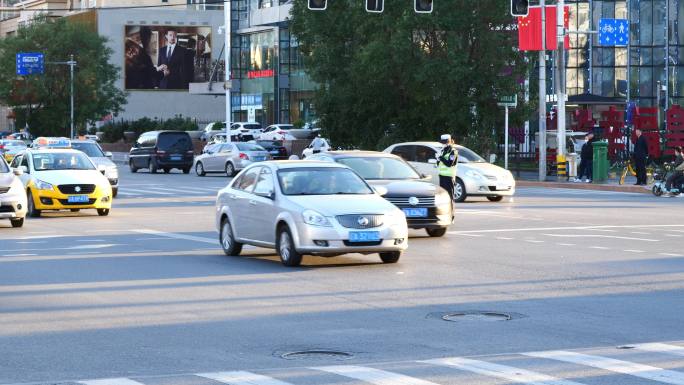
[247,69,274,79]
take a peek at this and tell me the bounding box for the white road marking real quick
[497,237,515,240]
[422,357,586,385]
[132,229,216,244]
[448,224,684,235]
[525,240,544,243]
[129,188,174,196]
[589,246,610,250]
[15,241,47,244]
[457,233,483,237]
[1,253,37,257]
[523,350,684,384]
[660,253,683,257]
[541,234,658,242]
[633,343,684,357]
[623,249,644,253]
[79,378,146,385]
[75,239,106,242]
[197,371,294,385]
[314,365,440,385]
[557,243,575,246]
[664,234,683,237]
[631,231,651,235]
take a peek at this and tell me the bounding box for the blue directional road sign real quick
[16,52,44,75]
[599,18,629,46]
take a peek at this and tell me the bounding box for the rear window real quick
[236,143,265,151]
[158,132,192,150]
[244,124,262,131]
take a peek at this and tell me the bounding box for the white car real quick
[71,140,119,198]
[231,122,263,138]
[258,124,297,141]
[302,138,331,158]
[384,142,515,202]
[0,157,27,227]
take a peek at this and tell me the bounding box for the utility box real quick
[567,153,578,177]
[592,140,608,183]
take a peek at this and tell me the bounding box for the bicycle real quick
[617,157,656,185]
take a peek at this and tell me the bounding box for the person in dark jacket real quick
[634,128,649,185]
[665,146,684,192]
[576,133,594,183]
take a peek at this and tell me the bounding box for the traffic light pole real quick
[539,0,547,182]
[556,0,566,165]
[224,0,232,143]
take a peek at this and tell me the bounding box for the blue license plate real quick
[348,231,380,243]
[253,156,266,161]
[270,150,280,154]
[170,155,182,161]
[403,208,428,218]
[67,195,89,203]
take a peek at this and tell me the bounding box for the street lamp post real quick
[224,0,232,143]
[48,56,77,138]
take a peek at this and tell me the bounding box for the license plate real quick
[348,231,380,243]
[403,208,427,218]
[67,195,89,203]
[170,155,182,161]
[253,156,266,161]
[497,185,510,191]
[270,150,280,154]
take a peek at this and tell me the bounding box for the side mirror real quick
[20,165,28,174]
[105,151,113,159]
[373,186,388,196]
[13,167,23,176]
[428,158,438,165]
[420,173,430,180]
[98,165,106,175]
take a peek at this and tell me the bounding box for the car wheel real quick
[112,188,118,198]
[426,228,447,237]
[225,162,236,177]
[487,196,504,202]
[182,167,190,174]
[10,218,24,228]
[277,226,302,267]
[196,162,206,176]
[27,190,41,218]
[129,160,138,173]
[379,251,401,263]
[454,178,467,203]
[70,209,80,212]
[220,217,243,256]
[163,168,171,174]
[652,185,663,197]
[149,160,158,173]
[97,208,110,216]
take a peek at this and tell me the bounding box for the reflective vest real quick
[438,146,458,177]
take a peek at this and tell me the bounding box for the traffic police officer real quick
[437,134,458,201]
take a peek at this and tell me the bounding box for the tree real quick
[290,0,533,151]
[0,17,127,137]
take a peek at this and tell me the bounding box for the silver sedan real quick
[215,161,409,266]
[195,142,270,177]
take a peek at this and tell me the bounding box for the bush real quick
[99,116,200,142]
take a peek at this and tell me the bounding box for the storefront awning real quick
[567,93,627,105]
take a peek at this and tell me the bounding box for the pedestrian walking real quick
[634,128,649,185]
[437,134,458,201]
[575,132,594,183]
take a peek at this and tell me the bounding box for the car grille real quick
[489,186,511,191]
[0,187,9,194]
[57,198,97,206]
[384,196,435,207]
[0,205,14,213]
[58,184,96,194]
[336,214,384,229]
[343,240,383,246]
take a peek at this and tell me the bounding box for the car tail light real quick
[0,144,4,150]
[239,153,249,160]
[186,150,194,154]
[156,149,166,156]
[277,131,286,135]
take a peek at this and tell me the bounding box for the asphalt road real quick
[1,167,684,385]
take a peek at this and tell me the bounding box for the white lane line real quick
[15,241,47,244]
[633,343,684,357]
[631,231,651,235]
[448,224,684,235]
[197,371,294,385]
[79,378,146,385]
[457,234,483,237]
[556,243,575,246]
[623,249,645,253]
[1,253,37,257]
[665,234,683,237]
[589,246,610,250]
[422,357,586,385]
[660,253,683,257]
[128,188,174,196]
[523,350,684,385]
[132,229,216,244]
[541,234,658,242]
[525,240,544,243]
[314,365,440,385]
[497,237,515,240]
[75,239,106,242]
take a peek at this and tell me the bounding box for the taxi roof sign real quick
[33,137,71,149]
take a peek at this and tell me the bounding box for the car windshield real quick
[158,133,192,150]
[276,125,293,130]
[278,167,373,195]
[32,152,95,171]
[236,143,265,151]
[457,146,486,163]
[71,142,105,157]
[1,140,26,148]
[336,156,420,180]
[0,158,9,173]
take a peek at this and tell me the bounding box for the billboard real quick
[124,25,212,90]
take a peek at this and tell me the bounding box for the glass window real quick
[10,155,22,168]
[31,152,95,171]
[415,146,436,163]
[455,146,486,163]
[234,167,260,192]
[391,145,414,161]
[336,156,421,180]
[253,168,274,195]
[0,158,8,173]
[653,0,666,45]
[71,142,105,157]
[277,167,373,196]
[20,155,29,169]
[158,133,192,150]
[236,143,265,151]
[640,1,653,45]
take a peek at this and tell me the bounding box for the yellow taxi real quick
[10,137,112,217]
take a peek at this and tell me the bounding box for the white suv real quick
[0,157,28,227]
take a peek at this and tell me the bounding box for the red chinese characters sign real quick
[247,69,274,79]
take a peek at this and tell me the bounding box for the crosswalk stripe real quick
[78,378,146,385]
[313,365,440,385]
[523,350,684,384]
[197,371,294,385]
[633,343,684,357]
[422,357,586,385]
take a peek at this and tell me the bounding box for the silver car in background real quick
[70,140,119,198]
[194,142,270,177]
[215,161,408,266]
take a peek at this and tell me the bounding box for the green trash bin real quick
[592,140,608,183]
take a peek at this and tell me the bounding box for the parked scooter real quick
[652,163,684,196]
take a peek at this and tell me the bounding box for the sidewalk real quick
[513,170,650,194]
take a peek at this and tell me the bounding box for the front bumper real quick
[0,189,28,219]
[31,186,112,210]
[294,221,408,255]
[464,178,516,196]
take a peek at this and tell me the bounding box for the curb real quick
[516,180,651,194]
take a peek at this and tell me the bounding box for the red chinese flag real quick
[518,6,570,51]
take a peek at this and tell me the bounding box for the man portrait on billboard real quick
[156,28,191,89]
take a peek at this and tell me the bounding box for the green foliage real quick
[290,0,533,149]
[293,118,305,128]
[0,17,127,137]
[99,116,199,142]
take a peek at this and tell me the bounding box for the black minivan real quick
[129,131,194,174]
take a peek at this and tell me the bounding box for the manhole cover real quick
[427,310,526,322]
[281,350,354,360]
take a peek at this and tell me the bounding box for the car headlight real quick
[465,170,486,181]
[34,179,54,191]
[435,191,451,207]
[107,167,119,178]
[302,209,332,227]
